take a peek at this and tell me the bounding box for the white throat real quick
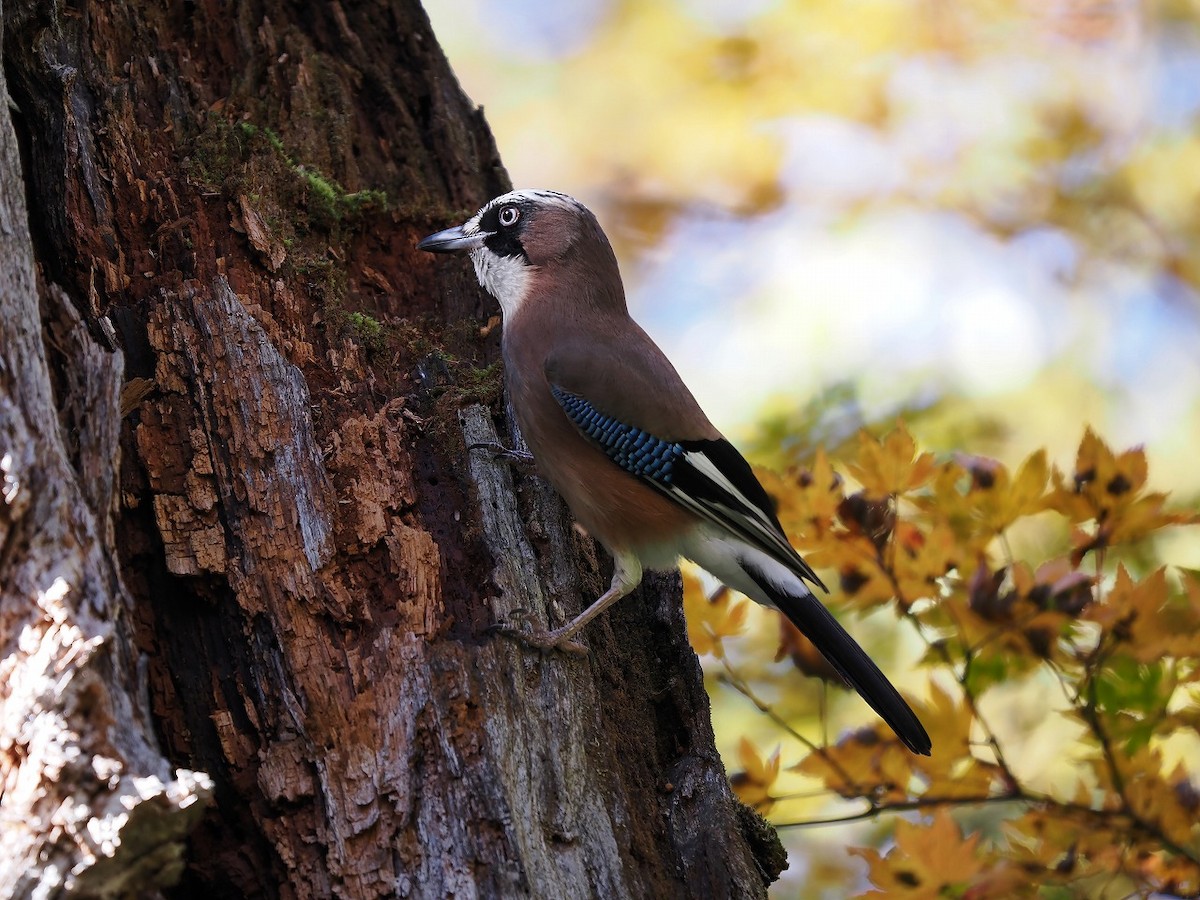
[470,248,532,318]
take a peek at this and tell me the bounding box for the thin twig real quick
[716,661,863,794]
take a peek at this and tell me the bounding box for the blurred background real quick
[424,0,1200,893]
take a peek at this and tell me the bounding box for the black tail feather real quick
[748,572,932,756]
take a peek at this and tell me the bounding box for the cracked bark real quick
[0,1,785,897]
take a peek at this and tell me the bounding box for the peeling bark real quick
[0,28,212,897]
[0,1,784,897]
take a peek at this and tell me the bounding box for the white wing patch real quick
[681,529,814,606]
[666,446,822,588]
[680,449,761,513]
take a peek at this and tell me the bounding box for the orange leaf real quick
[730,737,781,812]
[848,424,937,500]
[793,727,921,804]
[1003,449,1048,525]
[1085,566,1200,661]
[852,810,986,897]
[682,572,748,658]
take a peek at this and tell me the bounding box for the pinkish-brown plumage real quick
[499,199,718,562]
[417,189,932,755]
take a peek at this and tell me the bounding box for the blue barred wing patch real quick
[550,382,828,592]
[551,386,683,483]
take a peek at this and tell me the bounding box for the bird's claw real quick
[488,617,589,657]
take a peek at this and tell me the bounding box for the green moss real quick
[294,255,347,308]
[425,358,504,442]
[186,114,388,231]
[189,114,249,188]
[323,305,388,358]
[301,169,344,226]
[453,361,504,406]
[344,311,385,352]
[385,319,506,427]
[235,122,287,159]
[391,319,439,361]
[342,188,389,216]
[263,127,287,156]
[301,167,388,227]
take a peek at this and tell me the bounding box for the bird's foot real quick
[487,612,589,657]
[467,441,536,466]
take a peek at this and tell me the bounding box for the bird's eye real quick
[498,205,520,227]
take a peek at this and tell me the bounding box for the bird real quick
[418,189,931,756]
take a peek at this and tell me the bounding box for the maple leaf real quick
[682,570,748,659]
[996,449,1049,530]
[951,451,1049,535]
[1132,852,1200,897]
[716,425,1199,895]
[891,520,957,607]
[1043,430,1199,560]
[1114,750,1200,848]
[852,810,986,898]
[913,461,981,545]
[823,536,898,611]
[911,682,973,762]
[1086,566,1200,662]
[763,447,844,532]
[793,725,919,804]
[1027,558,1093,618]
[776,615,844,683]
[729,737,780,812]
[847,424,937,501]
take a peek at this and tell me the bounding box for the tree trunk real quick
[0,2,784,897]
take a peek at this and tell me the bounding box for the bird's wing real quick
[544,337,827,592]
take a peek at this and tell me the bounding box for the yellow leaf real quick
[851,810,986,897]
[793,727,920,804]
[1005,448,1048,523]
[914,681,973,760]
[682,571,748,658]
[730,737,781,812]
[763,448,843,534]
[1114,750,1200,849]
[1043,430,1198,560]
[848,424,936,500]
[892,521,958,607]
[736,736,781,785]
[1085,566,1200,661]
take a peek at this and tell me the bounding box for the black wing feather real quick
[744,566,932,756]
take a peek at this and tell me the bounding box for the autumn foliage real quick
[686,426,1200,897]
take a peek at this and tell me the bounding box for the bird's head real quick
[418,189,621,317]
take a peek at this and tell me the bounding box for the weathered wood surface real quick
[0,29,212,896]
[0,0,784,896]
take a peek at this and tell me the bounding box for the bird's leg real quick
[491,552,643,656]
[467,441,536,466]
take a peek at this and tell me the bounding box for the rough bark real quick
[0,1,785,897]
[0,10,212,896]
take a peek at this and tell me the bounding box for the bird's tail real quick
[745,566,932,756]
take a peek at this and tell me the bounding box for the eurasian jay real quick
[419,190,931,756]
